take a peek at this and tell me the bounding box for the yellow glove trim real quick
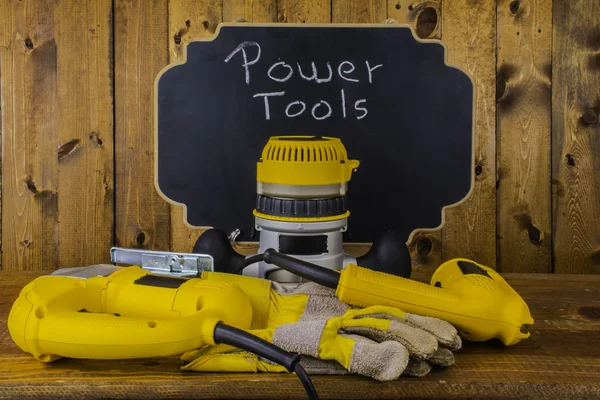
[318,316,356,369]
[266,290,309,328]
[181,351,288,373]
[345,305,408,320]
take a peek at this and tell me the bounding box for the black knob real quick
[193,229,246,274]
[356,230,412,278]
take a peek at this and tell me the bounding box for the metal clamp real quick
[110,247,213,277]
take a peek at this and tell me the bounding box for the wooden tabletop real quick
[1,271,599,399]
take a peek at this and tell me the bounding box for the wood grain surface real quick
[224,0,277,23]
[332,0,386,23]
[551,0,600,274]
[114,0,171,252]
[0,0,114,271]
[441,0,497,269]
[278,0,331,23]
[55,0,114,270]
[1,271,599,399]
[0,0,59,271]
[496,0,553,273]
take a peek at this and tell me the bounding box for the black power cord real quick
[213,322,318,400]
[236,253,265,273]
[240,249,340,289]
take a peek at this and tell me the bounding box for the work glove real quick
[181,274,461,380]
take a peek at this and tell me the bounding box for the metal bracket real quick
[110,247,213,277]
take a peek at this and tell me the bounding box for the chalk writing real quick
[225,41,383,121]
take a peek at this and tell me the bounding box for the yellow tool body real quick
[336,258,533,346]
[8,266,253,362]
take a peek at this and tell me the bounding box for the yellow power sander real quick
[193,135,414,282]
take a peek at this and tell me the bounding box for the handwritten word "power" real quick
[224,41,383,121]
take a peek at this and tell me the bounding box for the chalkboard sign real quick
[155,23,474,243]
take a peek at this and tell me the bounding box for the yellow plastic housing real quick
[256,136,360,186]
[8,266,253,362]
[336,259,534,346]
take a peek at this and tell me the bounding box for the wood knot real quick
[89,131,103,146]
[202,20,209,29]
[565,154,576,166]
[173,33,181,45]
[416,237,433,259]
[579,306,600,320]
[58,139,81,161]
[509,0,520,15]
[475,164,483,176]
[582,109,598,125]
[134,230,148,247]
[513,209,544,245]
[416,7,438,39]
[24,37,34,50]
[21,239,32,248]
[24,176,38,194]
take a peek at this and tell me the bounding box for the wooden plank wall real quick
[0,0,598,275]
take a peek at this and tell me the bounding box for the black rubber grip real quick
[262,249,340,289]
[213,322,299,372]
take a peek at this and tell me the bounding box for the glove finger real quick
[403,359,432,377]
[403,313,462,351]
[354,310,461,351]
[341,318,439,360]
[345,336,409,381]
[273,318,409,381]
[298,356,349,375]
[427,347,455,367]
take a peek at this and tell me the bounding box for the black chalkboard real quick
[155,24,474,243]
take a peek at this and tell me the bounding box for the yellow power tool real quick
[8,264,319,397]
[258,250,534,346]
[8,265,253,361]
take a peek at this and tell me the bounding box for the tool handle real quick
[28,308,221,361]
[337,262,533,345]
[337,263,459,309]
[8,268,254,361]
[262,249,340,288]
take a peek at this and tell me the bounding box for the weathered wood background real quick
[0,0,598,275]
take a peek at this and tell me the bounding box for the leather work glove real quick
[180,273,461,380]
